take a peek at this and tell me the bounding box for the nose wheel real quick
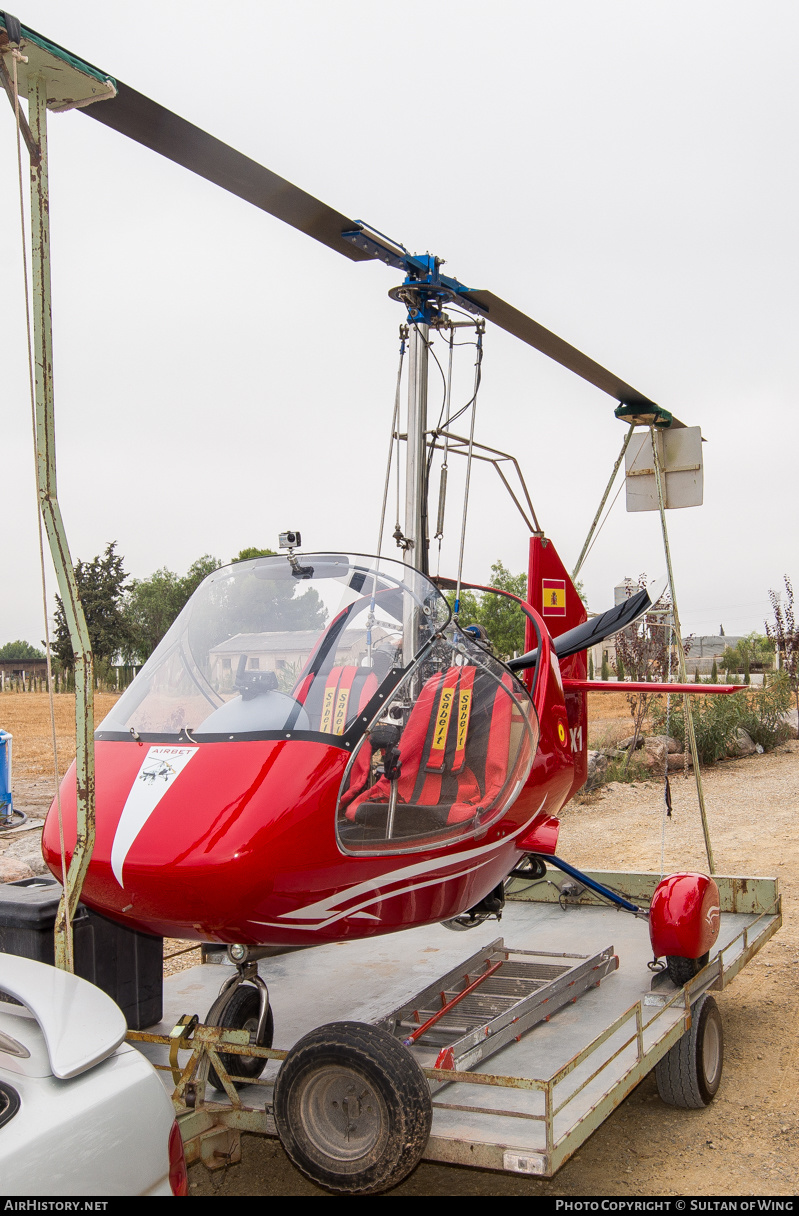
[274,1021,432,1194]
[204,962,273,1092]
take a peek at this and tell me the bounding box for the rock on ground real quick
[0,855,35,882]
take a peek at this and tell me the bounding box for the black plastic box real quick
[0,877,163,1030]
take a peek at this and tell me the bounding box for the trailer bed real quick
[133,870,780,1178]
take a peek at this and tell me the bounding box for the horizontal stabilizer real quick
[563,680,744,695]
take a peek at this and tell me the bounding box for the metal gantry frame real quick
[2,48,98,971]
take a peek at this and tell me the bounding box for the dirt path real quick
[2,694,797,1195]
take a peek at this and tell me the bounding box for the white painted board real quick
[625,426,703,511]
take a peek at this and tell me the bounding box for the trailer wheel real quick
[208,984,273,1092]
[274,1021,432,1194]
[655,993,723,1108]
[666,952,709,987]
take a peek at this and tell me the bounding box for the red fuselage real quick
[42,647,578,946]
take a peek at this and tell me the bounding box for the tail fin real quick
[526,536,588,798]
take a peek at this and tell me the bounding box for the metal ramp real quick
[375,937,618,1073]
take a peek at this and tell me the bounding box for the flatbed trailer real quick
[129,867,780,1180]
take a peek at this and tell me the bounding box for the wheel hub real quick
[702,1012,722,1086]
[299,1066,386,1162]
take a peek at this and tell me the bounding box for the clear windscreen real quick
[336,628,539,855]
[99,554,451,739]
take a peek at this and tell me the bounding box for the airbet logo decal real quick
[111,746,198,888]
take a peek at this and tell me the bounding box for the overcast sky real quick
[1,0,797,649]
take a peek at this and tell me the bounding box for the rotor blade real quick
[80,82,371,264]
[460,289,684,424]
[60,43,678,417]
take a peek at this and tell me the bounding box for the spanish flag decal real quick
[542,578,567,617]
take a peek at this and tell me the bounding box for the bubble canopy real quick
[98,553,454,742]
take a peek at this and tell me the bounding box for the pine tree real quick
[53,542,131,669]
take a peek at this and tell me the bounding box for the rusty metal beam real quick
[27,73,95,970]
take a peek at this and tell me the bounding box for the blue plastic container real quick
[0,731,12,822]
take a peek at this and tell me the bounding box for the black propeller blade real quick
[81,82,371,265]
[508,576,667,671]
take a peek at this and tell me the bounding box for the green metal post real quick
[28,74,96,969]
[649,426,715,873]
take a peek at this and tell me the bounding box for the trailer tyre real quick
[274,1021,432,1194]
[208,984,273,1092]
[666,952,709,987]
[655,993,723,1108]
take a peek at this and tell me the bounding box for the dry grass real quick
[0,692,121,784]
[587,689,637,748]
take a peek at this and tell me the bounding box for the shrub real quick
[603,753,649,784]
[651,676,792,764]
[738,675,792,750]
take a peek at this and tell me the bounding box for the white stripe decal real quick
[111,746,198,888]
[253,859,494,932]
[274,796,548,925]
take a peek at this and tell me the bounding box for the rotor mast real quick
[404,324,429,574]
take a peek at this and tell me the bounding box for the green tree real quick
[445,588,481,627]
[0,640,45,661]
[711,657,718,683]
[477,561,528,658]
[232,547,276,563]
[722,632,773,675]
[122,568,186,662]
[53,542,131,669]
[123,555,223,664]
[182,555,224,600]
[447,563,528,659]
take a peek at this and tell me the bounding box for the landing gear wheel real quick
[655,993,723,1108]
[666,952,709,987]
[274,1021,432,1194]
[208,984,273,1092]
